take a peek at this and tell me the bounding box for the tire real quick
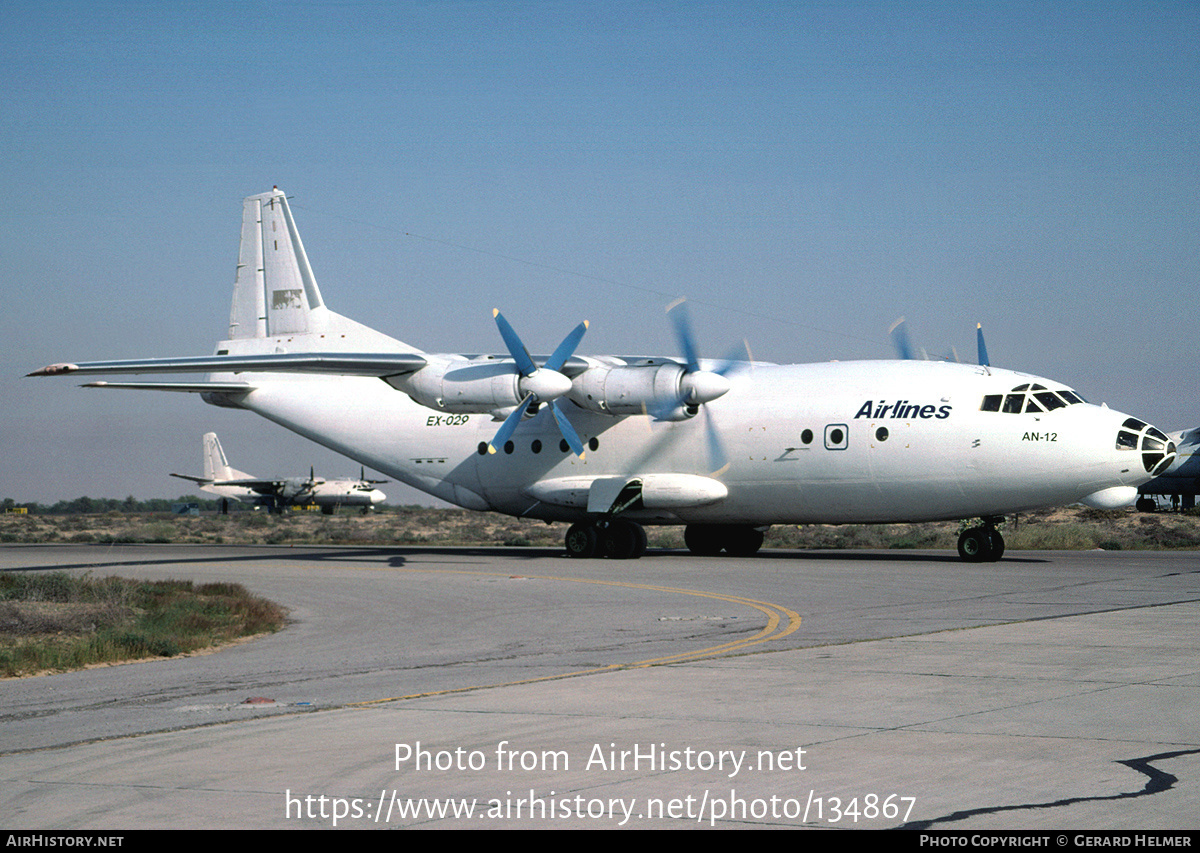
[957,527,989,562]
[565,522,599,558]
[601,520,647,559]
[725,526,764,557]
[684,524,722,556]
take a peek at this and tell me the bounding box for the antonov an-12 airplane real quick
[30,188,1176,561]
[171,432,386,514]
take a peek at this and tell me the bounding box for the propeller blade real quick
[550,400,585,457]
[889,317,914,360]
[666,298,701,372]
[546,320,588,372]
[487,394,535,454]
[493,309,538,376]
[976,323,990,367]
[703,410,728,477]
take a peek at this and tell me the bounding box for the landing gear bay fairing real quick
[30,188,1175,561]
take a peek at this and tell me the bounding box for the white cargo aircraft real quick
[171,432,386,514]
[29,188,1176,561]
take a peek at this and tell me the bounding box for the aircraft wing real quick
[207,478,293,496]
[86,381,254,393]
[27,352,428,378]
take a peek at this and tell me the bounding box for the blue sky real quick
[2,0,1197,504]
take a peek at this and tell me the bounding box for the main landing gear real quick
[565,519,648,560]
[563,521,768,559]
[957,518,1005,563]
[683,524,765,557]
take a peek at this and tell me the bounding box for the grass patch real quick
[0,572,287,678]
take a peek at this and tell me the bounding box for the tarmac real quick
[1,543,1197,829]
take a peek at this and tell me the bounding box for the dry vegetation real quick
[1,505,1198,552]
[0,572,287,677]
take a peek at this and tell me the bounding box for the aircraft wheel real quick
[957,527,990,563]
[1135,497,1156,513]
[725,526,765,557]
[684,524,722,556]
[321,505,335,515]
[565,522,599,559]
[601,520,647,560]
[987,529,1005,561]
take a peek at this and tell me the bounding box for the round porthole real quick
[801,429,813,445]
[875,427,889,442]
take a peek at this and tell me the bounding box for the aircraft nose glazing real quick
[1115,418,1177,476]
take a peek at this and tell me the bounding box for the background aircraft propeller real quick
[488,310,588,457]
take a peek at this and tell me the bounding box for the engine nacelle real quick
[567,364,690,417]
[392,360,523,413]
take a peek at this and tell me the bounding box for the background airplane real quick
[1135,427,1199,511]
[30,188,1176,562]
[171,432,386,514]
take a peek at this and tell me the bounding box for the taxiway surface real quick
[1,544,1197,829]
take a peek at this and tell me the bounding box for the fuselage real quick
[212,358,1161,526]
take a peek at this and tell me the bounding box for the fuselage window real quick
[825,424,848,450]
[800,428,814,445]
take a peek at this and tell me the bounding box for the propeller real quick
[659,299,747,475]
[488,310,588,457]
[891,317,991,366]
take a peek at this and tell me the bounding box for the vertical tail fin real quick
[228,187,328,339]
[203,433,252,481]
[222,187,422,354]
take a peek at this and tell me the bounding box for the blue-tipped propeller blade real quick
[976,323,990,367]
[488,394,535,455]
[546,321,588,372]
[493,309,538,377]
[550,400,585,457]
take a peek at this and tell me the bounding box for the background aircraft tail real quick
[203,432,252,482]
[224,187,420,352]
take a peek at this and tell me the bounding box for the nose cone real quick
[1116,417,1177,477]
[369,489,386,505]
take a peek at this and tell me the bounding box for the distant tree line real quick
[2,496,239,515]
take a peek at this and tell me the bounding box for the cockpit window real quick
[1034,392,1067,411]
[1116,430,1139,450]
[982,384,1086,414]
